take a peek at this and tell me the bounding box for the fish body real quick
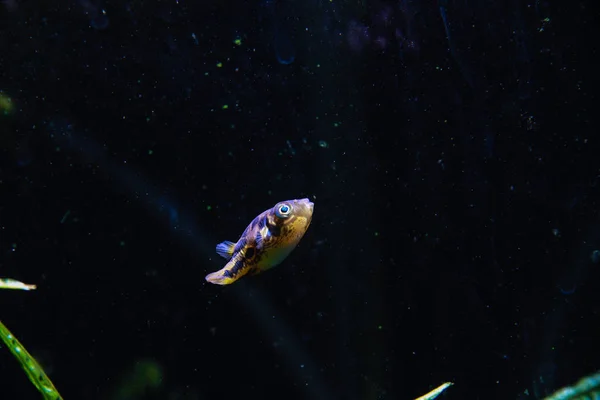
[205,198,314,285]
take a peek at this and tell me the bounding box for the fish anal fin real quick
[205,269,236,285]
[205,257,248,286]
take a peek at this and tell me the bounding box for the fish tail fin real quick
[205,269,236,285]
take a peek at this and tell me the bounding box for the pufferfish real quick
[205,198,314,285]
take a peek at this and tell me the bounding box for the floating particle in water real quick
[233,37,242,46]
[318,140,328,148]
[216,62,223,68]
[286,140,296,155]
[81,0,110,31]
[222,104,229,110]
[191,32,198,45]
[591,250,600,264]
[538,17,551,32]
[148,150,153,155]
[90,11,109,30]
[60,210,71,224]
[119,241,126,247]
[552,228,560,237]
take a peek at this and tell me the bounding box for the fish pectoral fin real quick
[255,231,264,250]
[260,225,272,242]
[215,240,236,259]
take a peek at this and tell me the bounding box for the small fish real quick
[205,198,314,285]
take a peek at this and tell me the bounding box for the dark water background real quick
[0,0,597,399]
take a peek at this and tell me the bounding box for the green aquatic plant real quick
[110,359,163,400]
[414,382,453,400]
[0,277,36,290]
[543,370,600,400]
[0,320,63,399]
[1,277,63,399]
[410,371,600,400]
[1,277,598,400]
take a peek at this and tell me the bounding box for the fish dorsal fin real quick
[216,240,236,259]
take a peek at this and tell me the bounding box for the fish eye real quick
[276,203,292,218]
[245,247,255,259]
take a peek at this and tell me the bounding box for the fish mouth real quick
[298,198,314,214]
